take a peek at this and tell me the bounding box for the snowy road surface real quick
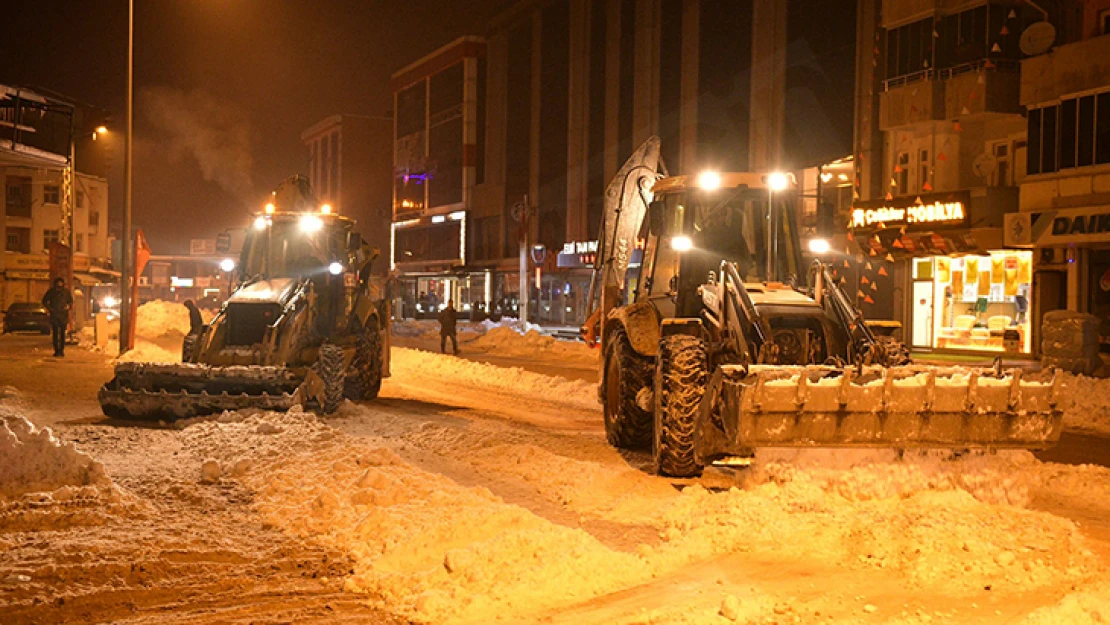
[2,330,1110,624]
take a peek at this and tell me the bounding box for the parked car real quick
[3,303,51,334]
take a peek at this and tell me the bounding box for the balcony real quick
[880,72,945,129]
[882,0,988,28]
[1021,34,1110,106]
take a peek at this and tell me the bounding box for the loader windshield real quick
[240,217,346,279]
[667,189,804,285]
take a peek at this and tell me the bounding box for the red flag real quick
[127,229,153,351]
[864,295,876,304]
[922,181,933,191]
[861,276,870,285]
[871,282,878,291]
[879,266,889,276]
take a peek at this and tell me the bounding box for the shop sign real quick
[1005,207,1110,247]
[851,192,971,231]
[561,240,599,255]
[190,239,216,256]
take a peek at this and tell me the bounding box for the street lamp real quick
[220,258,237,298]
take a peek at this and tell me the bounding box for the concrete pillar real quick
[679,0,700,172]
[566,0,591,242]
[603,0,622,186]
[633,0,661,147]
[748,0,787,171]
[462,56,480,209]
[484,31,509,254]
[529,10,543,224]
[854,0,884,202]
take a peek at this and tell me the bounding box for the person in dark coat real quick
[41,278,73,357]
[183,300,204,335]
[438,299,458,355]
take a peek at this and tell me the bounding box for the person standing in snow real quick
[438,299,458,355]
[183,300,204,336]
[41,277,73,357]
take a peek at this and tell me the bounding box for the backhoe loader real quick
[583,137,1063,477]
[98,175,390,419]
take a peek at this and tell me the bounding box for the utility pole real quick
[119,0,134,354]
[512,196,533,323]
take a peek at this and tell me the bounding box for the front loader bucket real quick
[98,362,302,420]
[695,365,1063,462]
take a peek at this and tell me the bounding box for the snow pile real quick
[391,319,441,339]
[469,325,596,364]
[1058,373,1110,435]
[0,409,112,499]
[390,347,597,410]
[1020,582,1110,624]
[86,300,212,363]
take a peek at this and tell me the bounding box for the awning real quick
[74,272,105,286]
[849,227,1004,259]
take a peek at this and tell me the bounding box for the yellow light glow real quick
[320,204,332,214]
[95,125,108,135]
[299,214,324,233]
[265,202,275,214]
[670,235,693,252]
[696,171,722,191]
[767,172,790,192]
[253,216,268,230]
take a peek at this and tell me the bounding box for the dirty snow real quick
[0,408,112,500]
[83,299,212,363]
[1059,372,1110,435]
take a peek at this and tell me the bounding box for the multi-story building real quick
[850,0,1078,356]
[1007,0,1110,354]
[301,114,393,275]
[1,84,114,317]
[392,1,857,323]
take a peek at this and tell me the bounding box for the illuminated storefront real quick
[851,191,1033,355]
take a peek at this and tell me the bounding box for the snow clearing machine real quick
[582,137,1063,477]
[98,175,390,419]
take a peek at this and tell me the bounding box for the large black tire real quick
[874,336,912,366]
[601,327,653,449]
[316,343,346,414]
[344,316,383,401]
[653,334,707,478]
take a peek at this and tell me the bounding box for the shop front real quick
[852,191,1034,356]
[553,239,643,327]
[1005,205,1110,354]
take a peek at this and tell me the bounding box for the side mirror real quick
[347,232,362,252]
[648,200,665,235]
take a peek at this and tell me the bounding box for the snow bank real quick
[469,325,596,365]
[1059,373,1110,435]
[390,347,597,410]
[0,409,112,499]
[85,300,212,363]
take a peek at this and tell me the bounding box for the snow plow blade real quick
[695,365,1064,461]
[98,362,302,420]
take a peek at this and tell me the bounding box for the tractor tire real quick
[315,343,346,414]
[344,316,383,401]
[875,336,912,366]
[653,334,707,478]
[601,327,653,449]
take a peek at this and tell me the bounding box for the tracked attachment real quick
[696,365,1064,462]
[98,362,302,420]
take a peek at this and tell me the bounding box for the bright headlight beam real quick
[328,262,344,275]
[253,216,268,230]
[220,258,236,272]
[767,172,790,192]
[696,171,721,191]
[808,238,831,254]
[670,235,693,252]
[299,214,324,233]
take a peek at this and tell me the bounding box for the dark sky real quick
[2,1,503,253]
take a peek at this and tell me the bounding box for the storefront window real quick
[912,250,1033,353]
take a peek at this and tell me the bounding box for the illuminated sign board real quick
[851,192,971,230]
[1005,207,1110,247]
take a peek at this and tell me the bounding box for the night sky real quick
[2,1,503,253]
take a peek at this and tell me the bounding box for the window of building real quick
[43,185,60,205]
[6,176,31,217]
[1101,9,1110,36]
[43,229,60,249]
[76,190,85,209]
[918,149,930,191]
[897,152,909,194]
[76,233,84,253]
[89,210,100,228]
[1027,91,1110,175]
[5,231,19,252]
[884,18,934,82]
[991,142,1010,187]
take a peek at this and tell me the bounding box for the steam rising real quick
[139,86,255,201]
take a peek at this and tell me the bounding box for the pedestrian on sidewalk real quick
[438,299,458,355]
[41,277,73,357]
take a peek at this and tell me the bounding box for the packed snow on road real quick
[2,316,1110,623]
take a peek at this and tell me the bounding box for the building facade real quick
[392,1,857,323]
[850,0,1081,356]
[1007,0,1110,354]
[301,114,393,275]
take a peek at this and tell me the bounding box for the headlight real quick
[253,216,268,230]
[299,214,324,233]
[328,262,344,275]
[670,235,693,252]
[102,296,118,308]
[219,258,236,272]
[766,172,790,192]
[808,238,831,254]
[696,171,721,191]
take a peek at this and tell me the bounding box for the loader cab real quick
[638,172,806,319]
